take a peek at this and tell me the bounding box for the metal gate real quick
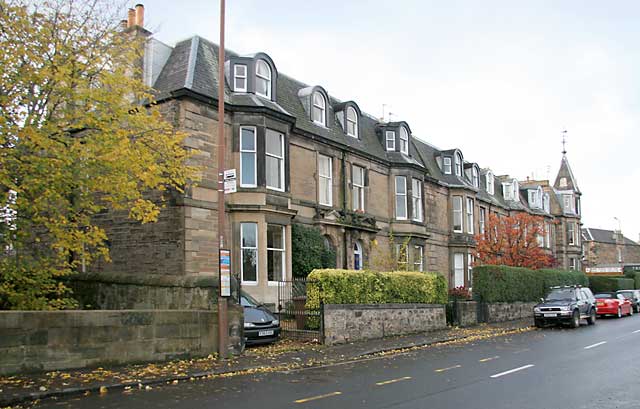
[277,278,323,342]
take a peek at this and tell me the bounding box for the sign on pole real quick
[223,169,237,194]
[219,249,231,297]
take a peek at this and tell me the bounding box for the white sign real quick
[586,267,623,274]
[223,169,236,180]
[224,179,237,194]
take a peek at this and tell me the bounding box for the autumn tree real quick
[0,0,197,309]
[474,213,553,270]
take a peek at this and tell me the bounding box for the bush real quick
[589,276,635,293]
[305,269,448,328]
[291,224,336,278]
[449,286,472,301]
[473,265,589,303]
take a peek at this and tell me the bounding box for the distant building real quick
[582,228,640,271]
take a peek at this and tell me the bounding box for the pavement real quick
[11,314,640,409]
[0,319,533,408]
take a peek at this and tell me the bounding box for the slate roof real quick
[151,35,572,217]
[554,155,581,193]
[582,228,639,246]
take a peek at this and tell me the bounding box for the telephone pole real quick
[216,0,229,359]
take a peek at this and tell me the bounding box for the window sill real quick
[241,281,258,286]
[267,281,285,287]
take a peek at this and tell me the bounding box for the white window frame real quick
[618,248,623,263]
[455,153,462,176]
[385,131,396,151]
[567,221,576,246]
[353,240,363,270]
[486,171,494,195]
[443,157,452,174]
[467,253,474,287]
[395,244,408,270]
[267,224,286,285]
[395,176,407,220]
[233,64,247,93]
[569,257,577,271]
[318,154,332,206]
[239,126,257,188]
[529,190,538,208]
[453,196,463,233]
[352,165,365,211]
[503,183,513,201]
[312,92,326,126]
[479,207,486,235]
[240,222,258,285]
[466,197,474,234]
[256,60,272,99]
[412,178,423,222]
[265,129,285,192]
[454,253,464,288]
[472,166,479,188]
[414,245,424,272]
[563,194,575,213]
[346,106,358,138]
[399,127,409,155]
[545,222,551,248]
[543,193,550,213]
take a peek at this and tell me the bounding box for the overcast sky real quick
[142,0,640,243]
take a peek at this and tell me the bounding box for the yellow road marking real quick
[294,391,342,404]
[434,364,461,373]
[479,356,500,363]
[375,376,412,386]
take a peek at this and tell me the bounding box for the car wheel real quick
[586,309,596,325]
[571,310,580,328]
[617,307,623,318]
[629,306,634,316]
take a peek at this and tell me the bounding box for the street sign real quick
[219,249,231,297]
[223,169,237,194]
[223,169,236,180]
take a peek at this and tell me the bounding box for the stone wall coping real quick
[324,303,444,311]
[0,309,214,315]
[66,271,223,288]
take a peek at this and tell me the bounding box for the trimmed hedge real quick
[473,265,589,303]
[306,269,447,310]
[631,272,640,290]
[589,276,635,293]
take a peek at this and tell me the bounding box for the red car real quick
[594,292,633,318]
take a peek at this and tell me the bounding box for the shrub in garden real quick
[473,265,588,303]
[589,276,635,293]
[291,224,336,278]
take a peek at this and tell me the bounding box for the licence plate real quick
[258,330,274,337]
[543,313,557,317]
[597,302,604,306]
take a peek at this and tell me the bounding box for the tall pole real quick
[217,0,229,359]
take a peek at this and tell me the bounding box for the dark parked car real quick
[533,286,596,328]
[617,290,640,313]
[241,291,281,345]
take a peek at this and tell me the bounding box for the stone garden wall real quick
[481,302,537,323]
[0,307,243,375]
[323,304,446,345]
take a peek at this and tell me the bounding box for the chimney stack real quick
[119,19,128,30]
[135,4,144,27]
[127,8,135,28]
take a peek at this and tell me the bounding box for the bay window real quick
[318,155,332,206]
[395,176,407,220]
[466,198,474,234]
[240,223,258,284]
[265,129,284,191]
[453,196,463,232]
[267,224,285,283]
[352,165,365,211]
[412,178,423,222]
[239,126,257,187]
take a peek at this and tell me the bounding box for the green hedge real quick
[306,269,447,311]
[291,224,336,278]
[589,276,635,293]
[473,265,589,303]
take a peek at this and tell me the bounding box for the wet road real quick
[34,315,640,409]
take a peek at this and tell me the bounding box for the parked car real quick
[595,292,633,318]
[617,290,640,313]
[241,291,281,345]
[533,286,596,328]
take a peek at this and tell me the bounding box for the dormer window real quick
[529,190,538,208]
[454,153,462,176]
[256,60,272,99]
[503,183,514,200]
[399,127,409,155]
[486,171,494,195]
[234,64,247,92]
[386,131,396,151]
[312,92,326,126]
[346,106,358,137]
[443,157,452,174]
[543,192,550,213]
[472,166,479,188]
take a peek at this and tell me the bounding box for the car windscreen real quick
[240,292,261,307]
[546,289,575,301]
[618,292,633,299]
[594,293,614,299]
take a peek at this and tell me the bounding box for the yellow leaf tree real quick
[0,0,198,309]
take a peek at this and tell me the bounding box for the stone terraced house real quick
[93,13,585,306]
